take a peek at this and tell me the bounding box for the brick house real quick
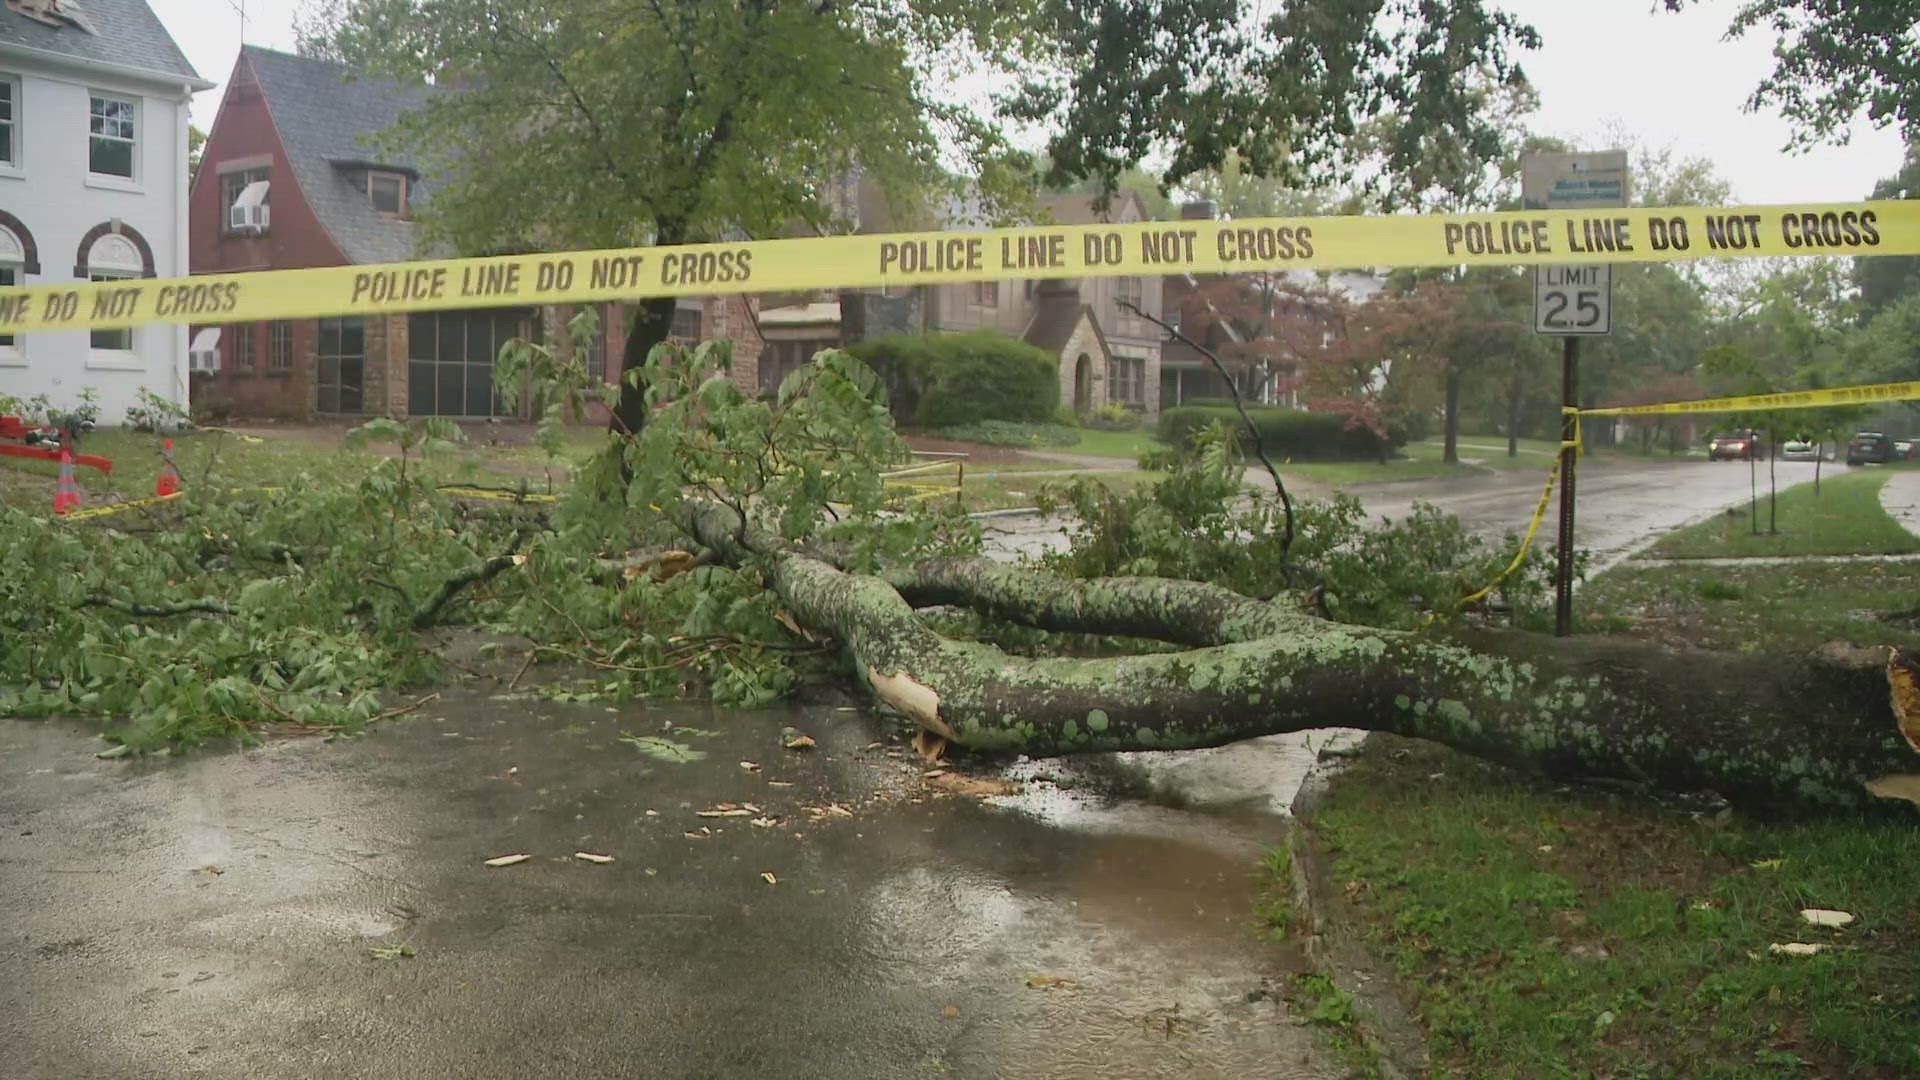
[762,186,1164,417]
[189,45,760,421]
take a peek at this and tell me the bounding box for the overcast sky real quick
[156,0,1908,206]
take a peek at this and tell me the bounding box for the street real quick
[0,454,1833,1080]
[990,452,1825,572]
[2,688,1341,1080]
[1348,453,1829,573]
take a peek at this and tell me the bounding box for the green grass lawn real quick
[1581,559,1920,656]
[890,468,1161,513]
[1643,470,1920,559]
[1282,440,1500,486]
[1308,736,1920,1079]
[0,425,587,513]
[1063,426,1162,459]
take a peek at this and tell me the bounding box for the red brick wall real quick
[189,53,351,419]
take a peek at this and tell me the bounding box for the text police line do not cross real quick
[0,202,1912,336]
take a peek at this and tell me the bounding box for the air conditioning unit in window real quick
[188,328,221,373]
[229,203,270,232]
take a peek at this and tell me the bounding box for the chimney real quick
[1180,200,1214,221]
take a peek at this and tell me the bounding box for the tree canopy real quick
[1664,1,1920,149]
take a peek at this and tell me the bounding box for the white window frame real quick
[222,166,271,232]
[0,73,20,175]
[0,262,21,366]
[85,233,144,369]
[0,221,22,365]
[86,92,139,187]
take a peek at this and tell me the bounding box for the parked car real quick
[1847,431,1896,466]
[1708,430,1765,461]
[1781,439,1819,461]
[1898,440,1919,460]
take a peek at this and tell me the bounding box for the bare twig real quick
[1120,299,1295,575]
[506,649,538,692]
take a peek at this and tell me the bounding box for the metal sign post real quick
[1523,151,1628,638]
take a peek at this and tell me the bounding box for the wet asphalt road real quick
[2,693,1341,1080]
[1350,454,1830,572]
[990,454,1830,569]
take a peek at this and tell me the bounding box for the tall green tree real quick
[1664,1,1920,149]
[325,0,1036,434]
[1857,146,1920,318]
[324,0,1539,435]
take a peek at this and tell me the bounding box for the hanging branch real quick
[1120,299,1295,574]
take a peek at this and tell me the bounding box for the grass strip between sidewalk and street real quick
[1300,736,1920,1080]
[1644,469,1920,559]
[1582,559,1920,656]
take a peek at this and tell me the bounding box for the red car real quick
[1708,430,1764,461]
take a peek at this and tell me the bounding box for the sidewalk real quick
[1879,468,1920,537]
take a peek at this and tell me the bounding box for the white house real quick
[0,0,209,423]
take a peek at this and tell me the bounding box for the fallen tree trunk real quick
[688,507,1920,814]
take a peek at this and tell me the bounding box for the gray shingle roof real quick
[244,45,438,265]
[0,0,205,86]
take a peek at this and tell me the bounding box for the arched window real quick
[0,221,24,361]
[0,212,37,363]
[78,225,152,356]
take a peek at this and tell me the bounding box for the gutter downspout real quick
[171,83,192,408]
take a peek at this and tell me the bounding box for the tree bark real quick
[1506,382,1520,459]
[685,505,1920,815]
[612,295,679,437]
[1442,369,1460,464]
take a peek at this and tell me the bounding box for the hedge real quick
[849,331,1060,428]
[1157,405,1407,461]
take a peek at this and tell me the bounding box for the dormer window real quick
[368,171,407,217]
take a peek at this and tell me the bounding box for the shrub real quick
[1084,402,1142,430]
[850,331,1060,427]
[929,421,1081,448]
[1157,405,1406,461]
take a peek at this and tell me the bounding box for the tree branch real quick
[81,596,234,618]
[682,500,1920,815]
[413,540,528,629]
[1121,298,1295,574]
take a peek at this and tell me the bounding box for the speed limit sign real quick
[1534,264,1612,334]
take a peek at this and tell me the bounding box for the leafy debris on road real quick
[620,734,706,763]
[574,851,615,864]
[781,726,816,750]
[369,943,416,960]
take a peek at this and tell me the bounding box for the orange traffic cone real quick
[54,448,81,516]
[156,438,179,497]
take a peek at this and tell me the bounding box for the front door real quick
[1073,353,1091,411]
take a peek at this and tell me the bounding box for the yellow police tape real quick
[1453,371,1920,608]
[58,491,184,521]
[3,201,1915,334]
[1580,379,1920,417]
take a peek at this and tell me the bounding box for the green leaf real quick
[618,734,706,763]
